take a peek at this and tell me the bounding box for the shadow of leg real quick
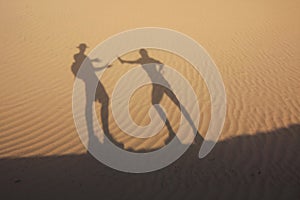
[151,85,177,144]
[164,88,203,144]
[96,82,124,149]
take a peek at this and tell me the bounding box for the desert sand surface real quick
[1,0,300,199]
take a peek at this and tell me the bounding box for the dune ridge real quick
[0,0,299,199]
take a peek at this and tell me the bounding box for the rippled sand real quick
[0,0,299,199]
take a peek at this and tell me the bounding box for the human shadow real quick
[72,46,203,153]
[71,43,123,149]
[118,49,203,145]
[1,124,299,199]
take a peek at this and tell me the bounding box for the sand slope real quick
[0,0,300,199]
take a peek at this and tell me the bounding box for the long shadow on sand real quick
[71,44,202,152]
[1,124,300,200]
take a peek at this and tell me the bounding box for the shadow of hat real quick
[77,43,89,50]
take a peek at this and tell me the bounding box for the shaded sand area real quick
[0,0,300,199]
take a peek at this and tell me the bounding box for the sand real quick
[0,0,300,199]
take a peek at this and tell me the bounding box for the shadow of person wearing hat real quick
[71,43,108,76]
[71,43,123,150]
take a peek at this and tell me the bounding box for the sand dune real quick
[0,0,300,199]
[1,125,299,199]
